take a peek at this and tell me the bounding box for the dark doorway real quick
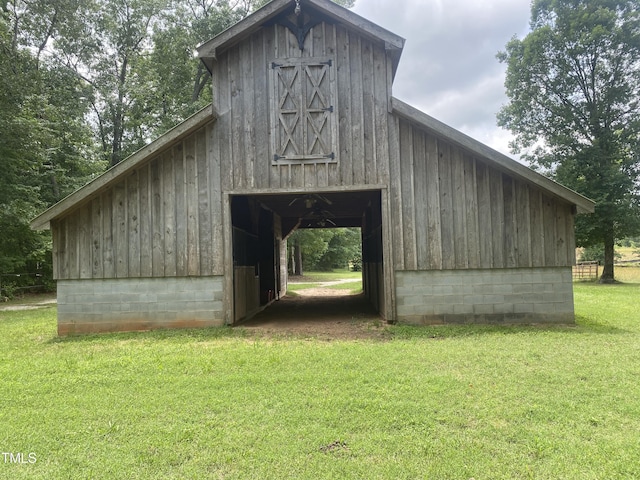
[230,189,385,324]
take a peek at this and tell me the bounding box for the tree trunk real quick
[294,241,303,276]
[288,246,295,275]
[49,172,60,200]
[192,63,208,102]
[600,232,616,283]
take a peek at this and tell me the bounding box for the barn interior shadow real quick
[235,292,381,332]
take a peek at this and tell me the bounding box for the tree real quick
[50,0,171,167]
[1,1,101,294]
[497,0,640,282]
[288,228,361,273]
[315,227,361,271]
[133,0,250,138]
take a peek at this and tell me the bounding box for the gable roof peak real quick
[196,0,405,76]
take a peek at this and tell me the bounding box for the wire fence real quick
[0,271,46,297]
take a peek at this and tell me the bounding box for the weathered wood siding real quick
[52,123,222,280]
[390,119,576,271]
[211,22,392,190]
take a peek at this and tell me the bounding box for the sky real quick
[352,0,532,160]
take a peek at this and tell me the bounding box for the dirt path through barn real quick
[236,277,389,340]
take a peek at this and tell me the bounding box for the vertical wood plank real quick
[174,144,187,276]
[337,26,353,186]
[350,34,365,185]
[311,20,322,56]
[451,146,468,268]
[210,123,225,276]
[291,163,304,189]
[515,180,532,268]
[185,135,200,276]
[361,40,375,184]
[230,45,245,190]
[222,193,234,324]
[102,190,115,278]
[114,181,127,278]
[304,162,317,189]
[489,169,504,269]
[139,163,152,277]
[150,157,165,276]
[127,170,141,277]
[475,161,493,268]
[219,54,234,192]
[543,194,557,266]
[197,128,212,276]
[242,38,255,189]
[317,161,329,188]
[287,22,302,57]
[327,24,340,187]
[425,133,442,269]
[91,197,103,279]
[529,188,545,267]
[399,120,417,269]
[381,188,396,322]
[464,155,480,269]
[372,45,389,184]
[269,26,283,189]
[388,115,405,269]
[78,204,91,279]
[566,208,576,265]
[51,219,60,279]
[253,30,270,190]
[413,129,429,269]
[57,218,69,280]
[163,151,177,276]
[439,141,455,270]
[502,174,517,268]
[555,203,568,266]
[66,214,79,279]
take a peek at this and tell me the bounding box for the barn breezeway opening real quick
[230,190,386,327]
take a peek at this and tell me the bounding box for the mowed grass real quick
[613,265,640,282]
[289,269,362,282]
[1,282,640,478]
[325,281,362,292]
[287,270,363,295]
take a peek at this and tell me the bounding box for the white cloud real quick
[352,0,531,159]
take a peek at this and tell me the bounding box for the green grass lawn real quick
[287,270,363,295]
[1,282,640,478]
[289,269,362,282]
[285,282,319,292]
[325,281,363,294]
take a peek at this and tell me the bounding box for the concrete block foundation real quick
[395,267,574,325]
[57,276,225,335]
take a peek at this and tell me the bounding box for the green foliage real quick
[498,0,640,281]
[0,2,101,284]
[131,0,247,138]
[289,228,361,271]
[315,228,361,271]
[0,0,359,283]
[579,244,621,264]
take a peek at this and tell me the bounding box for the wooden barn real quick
[31,0,595,335]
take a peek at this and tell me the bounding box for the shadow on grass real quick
[48,317,629,345]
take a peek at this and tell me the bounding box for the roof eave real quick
[30,105,216,231]
[196,0,292,60]
[390,97,596,215]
